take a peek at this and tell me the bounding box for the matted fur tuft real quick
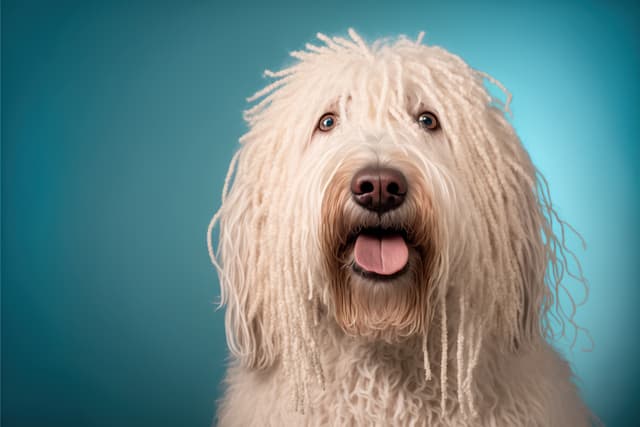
[207,29,593,426]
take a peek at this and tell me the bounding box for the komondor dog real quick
[207,29,593,426]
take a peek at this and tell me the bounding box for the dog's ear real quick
[507,171,550,350]
[463,104,556,352]
[211,125,325,407]
[210,142,281,370]
[481,106,580,352]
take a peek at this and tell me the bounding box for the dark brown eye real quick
[318,113,337,132]
[417,111,439,130]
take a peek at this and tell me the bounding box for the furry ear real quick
[208,142,280,370]
[208,131,325,410]
[484,105,551,351]
[207,58,325,406]
[476,102,587,352]
[504,157,551,350]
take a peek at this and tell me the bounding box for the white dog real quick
[207,29,593,426]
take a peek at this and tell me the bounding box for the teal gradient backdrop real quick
[2,1,638,426]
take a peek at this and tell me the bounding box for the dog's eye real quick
[318,113,338,132]
[417,112,439,130]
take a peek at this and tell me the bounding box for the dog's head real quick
[208,30,584,402]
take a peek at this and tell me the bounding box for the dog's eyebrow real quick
[328,98,347,117]
[412,100,439,114]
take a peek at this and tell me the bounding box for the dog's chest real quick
[308,344,447,426]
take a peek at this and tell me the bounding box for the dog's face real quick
[210,31,567,377]
[274,36,517,343]
[314,100,448,342]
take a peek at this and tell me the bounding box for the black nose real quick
[350,166,407,213]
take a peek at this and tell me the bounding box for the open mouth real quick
[347,227,411,281]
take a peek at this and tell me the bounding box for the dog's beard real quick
[330,250,433,342]
[320,166,439,343]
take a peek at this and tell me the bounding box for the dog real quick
[207,29,593,426]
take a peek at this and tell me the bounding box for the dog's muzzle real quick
[349,166,410,277]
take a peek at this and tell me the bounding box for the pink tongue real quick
[354,234,409,276]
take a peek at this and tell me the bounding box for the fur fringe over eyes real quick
[206,28,590,415]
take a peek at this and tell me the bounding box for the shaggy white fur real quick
[207,29,594,426]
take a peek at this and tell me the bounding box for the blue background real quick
[2,1,638,426]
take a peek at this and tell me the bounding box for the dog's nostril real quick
[387,182,400,195]
[360,181,374,194]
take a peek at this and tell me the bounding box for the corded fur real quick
[207,29,593,426]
